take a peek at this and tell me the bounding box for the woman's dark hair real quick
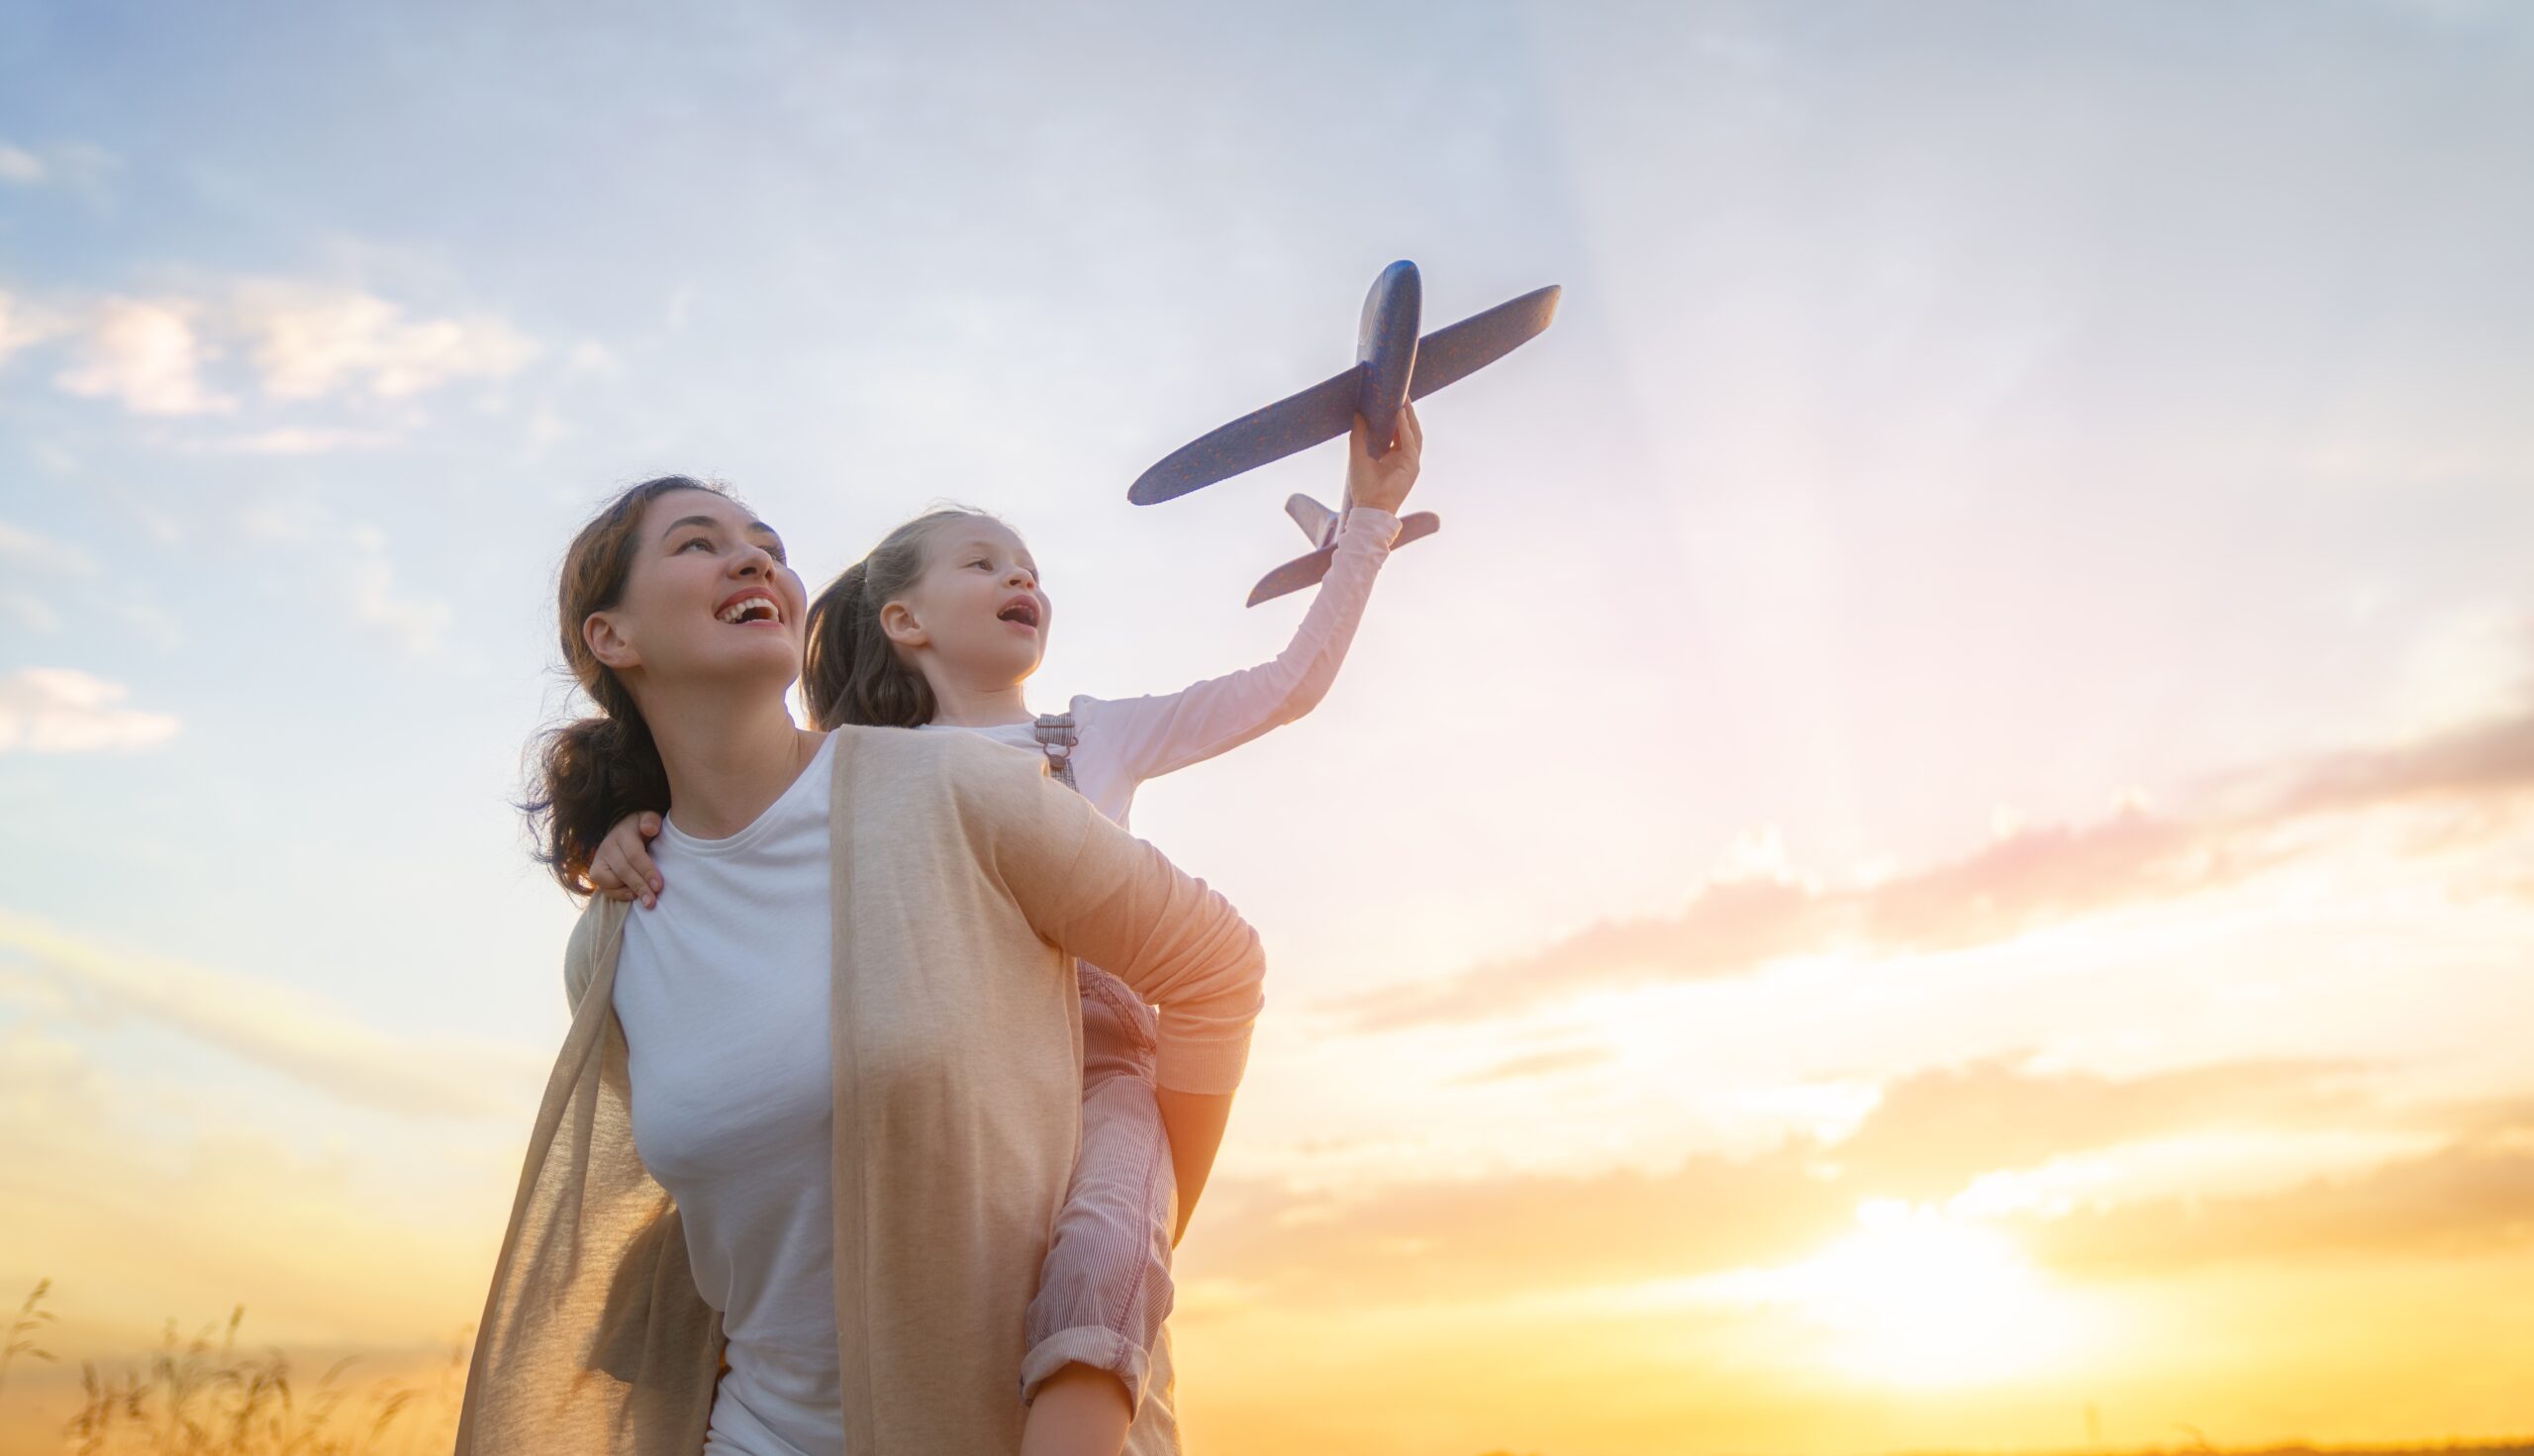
[801,507,997,730]
[524,474,742,895]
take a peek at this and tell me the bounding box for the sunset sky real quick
[4,3,2532,1453]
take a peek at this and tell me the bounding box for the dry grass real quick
[6,1281,2530,1456]
[2,1281,464,1456]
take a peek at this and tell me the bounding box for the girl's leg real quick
[1019,964,1177,1453]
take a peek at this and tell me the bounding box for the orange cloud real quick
[1186,1057,2419,1302]
[2020,1122,2534,1274]
[1450,1045,1615,1085]
[1185,1147,1850,1303]
[1829,1057,2369,1199]
[1336,690,2534,1031]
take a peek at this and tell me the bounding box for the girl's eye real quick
[680,537,713,552]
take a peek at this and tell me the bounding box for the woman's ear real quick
[878,599,928,651]
[585,610,641,672]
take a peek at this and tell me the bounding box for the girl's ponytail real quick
[803,508,991,730]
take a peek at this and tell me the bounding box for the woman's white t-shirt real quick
[614,730,842,1456]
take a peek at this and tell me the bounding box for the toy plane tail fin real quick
[1285,494,1340,544]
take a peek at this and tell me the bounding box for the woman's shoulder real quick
[833,723,1094,871]
[562,893,631,1012]
[834,721,1052,799]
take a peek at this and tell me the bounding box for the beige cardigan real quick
[455,726,1265,1454]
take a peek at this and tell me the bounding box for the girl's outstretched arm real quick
[1092,405,1422,782]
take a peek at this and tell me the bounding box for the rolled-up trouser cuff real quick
[1021,966,1176,1414]
[1019,1324,1155,1411]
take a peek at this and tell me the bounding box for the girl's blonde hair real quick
[801,507,1003,730]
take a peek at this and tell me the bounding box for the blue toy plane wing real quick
[1407,285,1562,401]
[1128,365,1361,506]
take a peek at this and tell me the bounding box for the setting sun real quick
[1785,1201,2089,1388]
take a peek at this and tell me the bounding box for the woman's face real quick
[889,519,1050,686]
[589,488,809,699]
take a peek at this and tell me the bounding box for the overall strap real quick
[1031,712,1081,793]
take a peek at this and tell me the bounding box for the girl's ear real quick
[585,610,641,671]
[878,599,928,651]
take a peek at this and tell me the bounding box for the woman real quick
[457,475,1266,1455]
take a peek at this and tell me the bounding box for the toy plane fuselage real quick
[1129,259,1560,607]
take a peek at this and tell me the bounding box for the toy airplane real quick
[1126,259,1560,606]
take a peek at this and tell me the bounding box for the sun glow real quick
[1704,1200,2093,1389]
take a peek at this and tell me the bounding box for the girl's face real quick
[588,489,809,698]
[886,519,1050,686]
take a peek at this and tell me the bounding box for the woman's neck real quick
[641,685,824,840]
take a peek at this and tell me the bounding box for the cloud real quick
[1337,687,2534,1031]
[0,668,180,753]
[0,596,58,634]
[0,908,545,1120]
[1452,1044,1616,1085]
[1189,1148,1853,1303]
[14,278,536,429]
[0,519,99,576]
[1336,806,2246,1030]
[2020,1126,2534,1274]
[52,297,236,416]
[236,284,536,402]
[220,506,452,656]
[1189,1056,2404,1303]
[1827,1056,2369,1200]
[344,525,453,656]
[0,290,65,363]
[0,140,116,198]
[2272,703,2534,818]
[190,426,403,455]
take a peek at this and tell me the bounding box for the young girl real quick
[586,406,1423,1455]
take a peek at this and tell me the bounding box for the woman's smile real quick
[715,587,786,627]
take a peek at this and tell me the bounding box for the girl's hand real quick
[1342,401,1422,517]
[589,811,664,908]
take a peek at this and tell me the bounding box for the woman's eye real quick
[680,537,713,552]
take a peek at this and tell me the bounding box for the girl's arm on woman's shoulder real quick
[1086,505,1404,783]
[956,734,1264,1092]
[957,736,1267,1221]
